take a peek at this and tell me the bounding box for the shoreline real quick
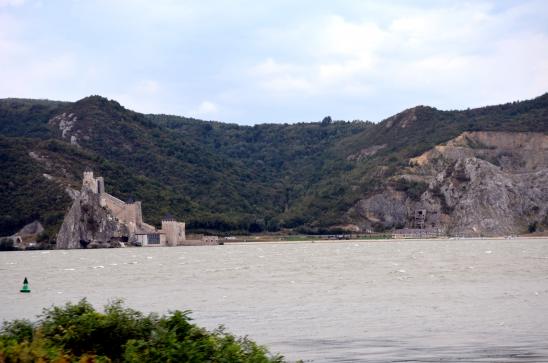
[224,235,548,246]
[2,235,546,252]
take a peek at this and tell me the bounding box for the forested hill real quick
[1,93,547,240]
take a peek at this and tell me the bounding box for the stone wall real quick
[100,193,143,227]
[161,220,186,246]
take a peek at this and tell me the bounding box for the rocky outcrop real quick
[347,144,386,161]
[382,106,428,129]
[2,221,45,249]
[352,191,408,229]
[349,131,548,236]
[425,157,547,236]
[48,113,80,145]
[56,187,129,249]
[15,221,44,237]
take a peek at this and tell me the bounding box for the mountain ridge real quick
[1,93,547,243]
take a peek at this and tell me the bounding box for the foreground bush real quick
[0,299,284,363]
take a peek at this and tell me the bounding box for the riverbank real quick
[225,235,548,246]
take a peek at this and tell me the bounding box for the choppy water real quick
[1,238,548,362]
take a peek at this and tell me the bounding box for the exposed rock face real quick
[15,221,44,237]
[425,157,547,236]
[48,112,80,145]
[347,144,386,161]
[56,187,129,249]
[353,191,408,228]
[65,187,80,201]
[6,221,45,249]
[383,106,423,129]
[350,131,548,236]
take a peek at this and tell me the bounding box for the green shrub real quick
[0,238,16,251]
[0,299,284,363]
[392,179,429,201]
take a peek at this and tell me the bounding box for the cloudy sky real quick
[1,0,547,124]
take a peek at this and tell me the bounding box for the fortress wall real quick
[101,194,144,226]
[161,221,186,246]
[101,193,126,214]
[118,203,143,226]
[136,222,157,234]
[77,171,186,246]
[177,222,186,242]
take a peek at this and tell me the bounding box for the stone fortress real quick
[83,170,186,246]
[56,171,186,248]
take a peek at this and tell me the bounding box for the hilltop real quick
[0,93,547,244]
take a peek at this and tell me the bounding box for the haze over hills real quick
[1,94,547,244]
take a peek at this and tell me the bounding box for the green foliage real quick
[0,238,16,251]
[0,98,66,139]
[0,299,284,363]
[0,93,547,236]
[392,179,429,201]
[1,320,34,342]
[0,137,72,237]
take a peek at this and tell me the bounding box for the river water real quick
[1,238,548,362]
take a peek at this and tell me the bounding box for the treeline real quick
[0,93,547,238]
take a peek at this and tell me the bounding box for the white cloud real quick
[250,59,312,94]
[0,1,547,123]
[0,0,25,7]
[135,80,160,95]
[190,100,219,119]
[0,51,79,96]
[244,1,548,117]
[320,15,385,61]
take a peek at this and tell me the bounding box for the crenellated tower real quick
[161,218,186,246]
[82,170,101,193]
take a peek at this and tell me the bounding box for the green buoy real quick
[20,277,31,293]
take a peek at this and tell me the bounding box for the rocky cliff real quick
[56,187,129,249]
[349,132,548,236]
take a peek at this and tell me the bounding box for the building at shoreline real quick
[82,171,186,247]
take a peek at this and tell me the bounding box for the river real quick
[1,238,548,362]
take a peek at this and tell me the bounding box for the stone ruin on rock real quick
[56,171,185,249]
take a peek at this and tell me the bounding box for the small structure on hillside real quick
[414,209,426,229]
[411,208,441,230]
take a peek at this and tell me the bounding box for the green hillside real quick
[0,93,547,240]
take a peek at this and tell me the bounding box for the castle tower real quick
[133,201,143,226]
[162,218,186,246]
[82,170,99,193]
[97,177,105,194]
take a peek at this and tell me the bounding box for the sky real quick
[1,0,547,124]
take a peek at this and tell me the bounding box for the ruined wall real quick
[100,193,143,227]
[161,220,186,246]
